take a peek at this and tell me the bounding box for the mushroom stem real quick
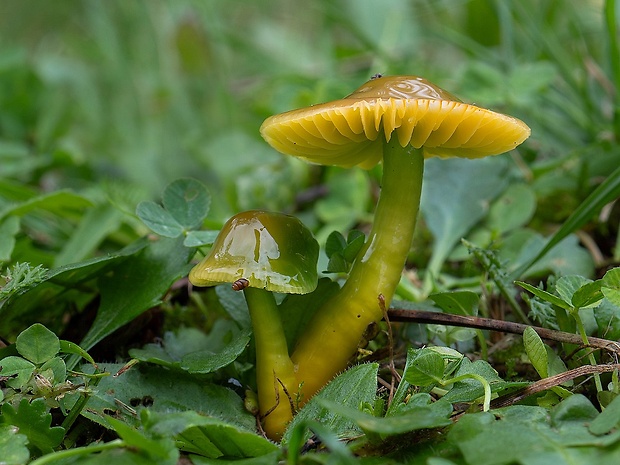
[291,138,424,403]
[243,286,297,440]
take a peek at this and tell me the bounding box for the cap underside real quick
[260,98,531,169]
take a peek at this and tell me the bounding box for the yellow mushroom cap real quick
[260,75,531,169]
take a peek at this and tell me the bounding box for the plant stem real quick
[573,310,604,392]
[244,286,297,440]
[291,139,424,404]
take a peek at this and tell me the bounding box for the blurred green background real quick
[1,0,618,272]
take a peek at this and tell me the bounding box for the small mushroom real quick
[260,75,530,404]
[189,210,319,440]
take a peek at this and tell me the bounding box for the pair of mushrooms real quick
[190,75,530,440]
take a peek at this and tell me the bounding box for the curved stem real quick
[291,139,424,403]
[244,286,297,440]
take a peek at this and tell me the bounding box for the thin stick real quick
[387,308,620,354]
[490,364,620,409]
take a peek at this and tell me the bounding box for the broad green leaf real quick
[403,349,445,386]
[83,363,255,431]
[162,178,211,230]
[79,236,193,351]
[0,215,19,262]
[486,183,537,234]
[523,326,548,378]
[429,291,479,316]
[451,396,620,465]
[421,157,508,277]
[516,281,572,310]
[0,424,29,465]
[318,395,452,436]
[15,323,60,364]
[1,398,65,454]
[589,393,620,435]
[0,356,35,389]
[129,322,251,374]
[136,200,184,238]
[282,363,379,444]
[144,410,278,459]
[556,275,590,306]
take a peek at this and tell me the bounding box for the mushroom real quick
[260,75,530,404]
[189,210,319,440]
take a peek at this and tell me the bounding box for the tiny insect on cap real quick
[189,210,320,294]
[260,75,531,169]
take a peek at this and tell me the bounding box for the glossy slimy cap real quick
[189,210,319,294]
[260,75,531,169]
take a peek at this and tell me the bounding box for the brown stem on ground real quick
[387,308,620,354]
[490,363,620,409]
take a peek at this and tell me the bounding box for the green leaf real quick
[441,359,504,403]
[450,396,620,465]
[144,410,278,459]
[602,267,620,306]
[325,231,346,258]
[342,230,365,262]
[106,415,179,462]
[429,291,479,316]
[422,157,508,277]
[403,349,445,386]
[572,280,604,309]
[523,326,549,378]
[15,323,60,364]
[54,205,123,267]
[487,183,537,234]
[589,393,620,435]
[282,363,379,444]
[79,236,193,351]
[0,424,29,465]
[129,322,251,374]
[183,230,219,247]
[0,356,35,390]
[326,252,348,273]
[594,299,620,340]
[318,395,452,436]
[556,275,591,306]
[0,216,20,262]
[1,398,65,454]
[0,190,93,221]
[162,178,211,230]
[136,201,184,238]
[516,281,572,310]
[83,363,255,432]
